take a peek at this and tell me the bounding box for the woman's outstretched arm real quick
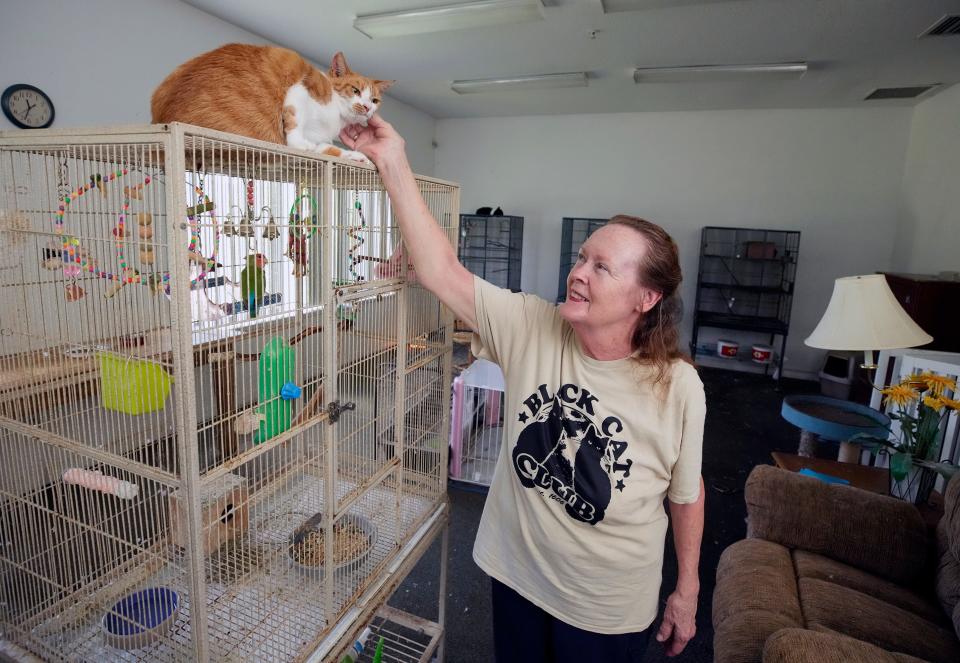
[341,116,477,330]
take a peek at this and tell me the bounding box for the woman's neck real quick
[572,324,634,361]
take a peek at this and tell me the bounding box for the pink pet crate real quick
[449,359,505,487]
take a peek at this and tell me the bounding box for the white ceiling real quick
[181,0,960,119]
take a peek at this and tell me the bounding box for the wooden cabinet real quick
[882,273,960,353]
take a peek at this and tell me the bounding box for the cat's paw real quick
[341,149,370,164]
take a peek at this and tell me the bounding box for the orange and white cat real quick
[151,44,392,162]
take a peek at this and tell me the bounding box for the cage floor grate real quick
[23,475,435,662]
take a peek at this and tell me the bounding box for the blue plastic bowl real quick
[102,587,180,650]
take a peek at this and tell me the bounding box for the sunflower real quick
[923,395,944,411]
[917,372,957,396]
[882,384,919,407]
[940,396,960,411]
[901,374,928,392]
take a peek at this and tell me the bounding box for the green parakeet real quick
[240,253,267,317]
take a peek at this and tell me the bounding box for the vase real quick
[888,453,937,505]
[889,452,912,482]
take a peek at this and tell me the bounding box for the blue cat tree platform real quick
[781,395,890,463]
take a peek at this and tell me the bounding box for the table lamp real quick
[805,274,932,369]
[805,274,932,463]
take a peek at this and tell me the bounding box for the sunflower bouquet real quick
[853,372,959,498]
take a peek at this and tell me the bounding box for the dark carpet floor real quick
[387,366,821,662]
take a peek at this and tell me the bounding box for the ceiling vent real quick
[864,85,939,100]
[919,15,960,37]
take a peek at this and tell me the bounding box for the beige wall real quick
[892,83,960,275]
[0,0,437,175]
[436,107,914,377]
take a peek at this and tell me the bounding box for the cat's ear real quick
[375,80,395,92]
[329,52,351,78]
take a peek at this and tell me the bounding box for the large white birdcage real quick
[0,123,458,662]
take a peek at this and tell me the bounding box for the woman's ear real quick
[637,288,663,314]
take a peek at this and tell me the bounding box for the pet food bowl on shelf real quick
[102,587,180,650]
[751,344,773,364]
[716,339,739,358]
[287,511,378,580]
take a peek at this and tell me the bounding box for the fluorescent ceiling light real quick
[602,0,742,12]
[354,0,545,38]
[633,62,808,83]
[451,72,588,94]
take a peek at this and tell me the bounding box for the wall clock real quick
[1,84,55,129]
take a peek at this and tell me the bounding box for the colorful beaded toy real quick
[54,170,166,288]
[112,179,153,282]
[186,184,219,285]
[286,192,317,278]
[288,193,319,238]
[54,173,219,296]
[54,169,127,234]
[347,197,367,282]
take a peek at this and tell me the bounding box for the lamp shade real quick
[805,274,932,350]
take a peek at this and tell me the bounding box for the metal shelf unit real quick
[690,226,800,381]
[556,217,606,302]
[458,214,523,292]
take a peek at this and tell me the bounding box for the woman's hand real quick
[339,115,405,169]
[375,245,418,283]
[655,589,698,656]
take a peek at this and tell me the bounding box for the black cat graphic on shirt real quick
[511,384,632,526]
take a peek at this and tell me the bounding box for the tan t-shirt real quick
[471,277,705,634]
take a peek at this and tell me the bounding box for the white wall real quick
[892,83,960,274]
[0,0,436,175]
[436,108,913,377]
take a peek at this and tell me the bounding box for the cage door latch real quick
[326,400,356,424]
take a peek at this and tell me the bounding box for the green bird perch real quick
[240,253,267,318]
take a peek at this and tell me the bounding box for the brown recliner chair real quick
[713,465,960,663]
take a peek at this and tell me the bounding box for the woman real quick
[341,116,705,662]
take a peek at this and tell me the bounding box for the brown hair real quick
[606,214,688,385]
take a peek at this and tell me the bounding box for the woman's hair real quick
[606,214,687,385]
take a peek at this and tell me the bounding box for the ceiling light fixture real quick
[633,62,808,83]
[354,0,545,39]
[451,72,588,94]
[602,0,741,12]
